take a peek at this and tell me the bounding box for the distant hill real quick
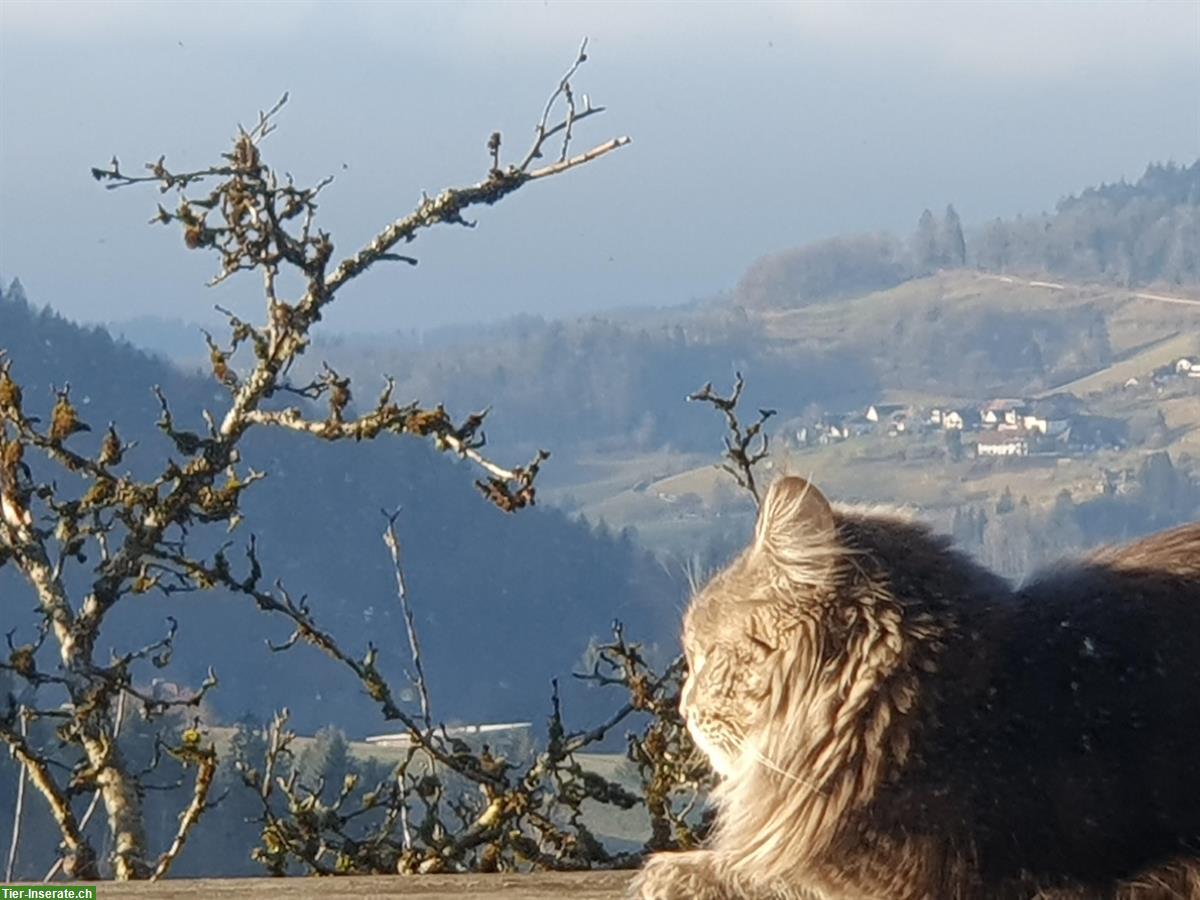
[735,160,1200,313]
[545,270,1200,573]
[301,270,1197,475]
[735,231,912,310]
[311,306,879,464]
[0,280,681,734]
[105,313,214,368]
[753,271,1199,398]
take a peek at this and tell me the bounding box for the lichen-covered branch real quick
[229,610,707,875]
[41,690,128,883]
[1,42,627,880]
[241,393,549,512]
[0,707,97,879]
[150,736,218,880]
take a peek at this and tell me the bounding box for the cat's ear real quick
[753,477,838,577]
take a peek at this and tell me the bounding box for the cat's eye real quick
[747,635,774,655]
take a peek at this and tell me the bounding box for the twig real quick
[527,137,631,181]
[382,510,432,731]
[4,707,28,881]
[521,39,593,171]
[688,372,776,505]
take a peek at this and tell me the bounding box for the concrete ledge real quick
[92,872,635,899]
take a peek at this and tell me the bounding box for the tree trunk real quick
[80,731,149,879]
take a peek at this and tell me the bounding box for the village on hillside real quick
[786,355,1200,460]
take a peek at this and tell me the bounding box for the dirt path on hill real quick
[976,273,1200,308]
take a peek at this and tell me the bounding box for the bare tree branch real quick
[688,372,776,505]
[382,511,433,732]
[4,706,28,881]
[150,733,218,880]
[43,689,126,882]
[0,707,97,879]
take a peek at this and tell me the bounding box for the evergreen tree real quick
[914,208,940,273]
[977,218,1012,270]
[951,507,972,546]
[297,726,352,801]
[974,508,988,545]
[943,428,964,462]
[970,159,1200,285]
[995,487,1015,515]
[1136,450,1194,523]
[1045,489,1085,556]
[1051,489,1075,524]
[942,204,967,266]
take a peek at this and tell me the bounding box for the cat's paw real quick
[628,851,730,900]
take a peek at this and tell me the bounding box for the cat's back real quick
[1010,521,1200,687]
[1000,521,1200,780]
[957,523,1200,889]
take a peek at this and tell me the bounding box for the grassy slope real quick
[545,271,1200,548]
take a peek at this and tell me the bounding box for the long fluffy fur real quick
[632,477,1200,900]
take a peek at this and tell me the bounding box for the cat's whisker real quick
[747,747,829,797]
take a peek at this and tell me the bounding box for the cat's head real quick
[680,476,841,776]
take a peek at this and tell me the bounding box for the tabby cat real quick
[632,477,1200,899]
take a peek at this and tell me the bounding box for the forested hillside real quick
[304,273,1169,466]
[0,280,681,734]
[973,160,1200,284]
[313,308,876,464]
[736,160,1200,312]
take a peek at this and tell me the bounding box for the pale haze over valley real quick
[1,0,1197,334]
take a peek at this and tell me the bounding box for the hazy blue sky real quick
[1,0,1197,334]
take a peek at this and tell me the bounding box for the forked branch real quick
[688,372,776,505]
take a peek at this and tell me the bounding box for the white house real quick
[976,431,1030,457]
[1022,414,1050,434]
[817,416,850,443]
[366,723,532,749]
[942,409,981,431]
[866,404,909,429]
[980,399,1027,428]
